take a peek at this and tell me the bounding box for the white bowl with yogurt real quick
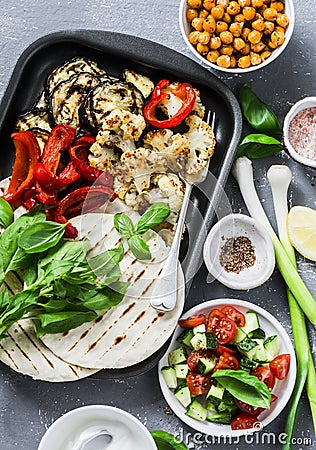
[38,405,157,450]
[283,96,316,168]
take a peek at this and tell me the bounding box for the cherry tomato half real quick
[206,309,237,344]
[251,366,276,392]
[214,352,240,371]
[269,354,291,380]
[187,349,213,371]
[234,399,265,417]
[186,372,212,396]
[221,305,246,327]
[212,344,237,357]
[178,314,206,329]
[231,413,260,430]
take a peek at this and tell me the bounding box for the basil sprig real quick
[212,369,272,409]
[236,134,283,159]
[150,431,187,450]
[114,203,170,261]
[239,82,282,137]
[19,221,67,254]
[0,198,13,228]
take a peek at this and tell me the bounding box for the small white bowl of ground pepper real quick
[283,97,316,168]
[203,213,275,290]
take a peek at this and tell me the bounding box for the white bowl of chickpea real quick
[179,0,295,72]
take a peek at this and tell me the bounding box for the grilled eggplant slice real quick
[84,81,144,131]
[123,69,154,99]
[50,72,100,129]
[46,57,107,94]
[33,90,49,110]
[15,108,51,132]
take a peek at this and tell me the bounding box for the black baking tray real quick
[0,30,242,379]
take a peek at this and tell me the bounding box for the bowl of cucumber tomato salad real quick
[158,299,296,436]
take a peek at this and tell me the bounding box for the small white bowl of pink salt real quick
[283,96,316,168]
[203,214,275,290]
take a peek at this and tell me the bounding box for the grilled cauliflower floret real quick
[121,148,168,194]
[102,108,146,141]
[184,115,216,176]
[145,173,185,213]
[157,82,205,119]
[110,162,134,199]
[124,69,154,99]
[143,129,190,171]
[191,88,205,118]
[88,130,119,171]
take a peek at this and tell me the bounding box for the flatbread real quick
[40,211,185,369]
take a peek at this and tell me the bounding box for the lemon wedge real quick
[287,206,316,261]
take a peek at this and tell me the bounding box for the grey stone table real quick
[0,0,315,449]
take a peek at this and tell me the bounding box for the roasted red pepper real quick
[54,185,115,238]
[2,131,40,204]
[143,79,196,128]
[34,161,80,192]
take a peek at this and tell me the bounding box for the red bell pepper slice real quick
[34,161,80,192]
[2,131,40,204]
[54,185,115,238]
[143,79,196,128]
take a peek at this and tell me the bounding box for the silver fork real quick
[150,111,216,312]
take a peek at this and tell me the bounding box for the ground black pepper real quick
[219,236,256,274]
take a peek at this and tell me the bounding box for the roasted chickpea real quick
[263,8,278,21]
[233,37,246,50]
[191,17,205,31]
[238,0,250,6]
[274,25,286,33]
[196,42,210,54]
[207,49,220,62]
[220,44,234,55]
[216,20,229,32]
[227,1,241,15]
[198,31,212,44]
[251,0,263,7]
[270,29,285,46]
[264,21,275,34]
[251,41,266,52]
[223,12,232,23]
[203,15,216,32]
[240,42,251,54]
[243,6,256,21]
[199,9,210,18]
[250,51,262,65]
[209,36,222,49]
[276,13,289,28]
[271,2,284,12]
[211,5,225,19]
[187,8,199,21]
[220,30,234,44]
[188,0,202,8]
[261,50,272,60]
[203,0,216,9]
[248,30,262,44]
[268,40,278,49]
[235,13,245,22]
[217,54,231,67]
[238,55,251,68]
[258,4,268,14]
[216,0,229,7]
[230,55,237,67]
[241,27,251,40]
[252,17,265,31]
[188,31,201,45]
[230,21,244,36]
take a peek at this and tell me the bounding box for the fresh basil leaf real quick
[135,202,170,235]
[236,133,283,159]
[0,198,13,228]
[212,369,271,409]
[150,431,187,450]
[127,235,152,260]
[18,221,66,254]
[82,282,129,311]
[239,82,282,137]
[114,213,135,238]
[87,243,125,279]
[33,310,98,336]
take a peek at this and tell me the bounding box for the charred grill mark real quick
[68,365,79,377]
[133,269,146,285]
[141,279,155,297]
[114,335,126,345]
[0,342,19,370]
[63,331,69,337]
[158,312,165,317]
[7,332,39,372]
[119,303,136,318]
[86,226,115,256]
[17,323,55,369]
[95,316,103,324]
[68,327,93,352]
[134,311,146,323]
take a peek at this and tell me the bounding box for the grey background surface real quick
[0,0,315,449]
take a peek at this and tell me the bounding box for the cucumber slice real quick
[168,347,188,366]
[206,401,217,412]
[239,357,258,372]
[197,356,217,375]
[207,412,231,424]
[252,339,273,362]
[193,324,206,334]
[248,328,266,340]
[264,335,280,357]
[237,337,259,359]
[205,332,218,349]
[177,329,194,349]
[161,366,177,389]
[206,384,225,407]
[242,311,260,334]
[186,399,208,422]
[190,333,207,350]
[175,364,189,379]
[174,384,191,408]
[231,326,247,344]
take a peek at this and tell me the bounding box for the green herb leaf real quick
[18,221,66,254]
[135,202,170,235]
[236,133,283,159]
[239,83,282,137]
[212,369,272,409]
[114,213,135,238]
[150,431,187,450]
[33,310,98,336]
[0,198,13,228]
[127,235,152,260]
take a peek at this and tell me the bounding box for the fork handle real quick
[150,182,192,311]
